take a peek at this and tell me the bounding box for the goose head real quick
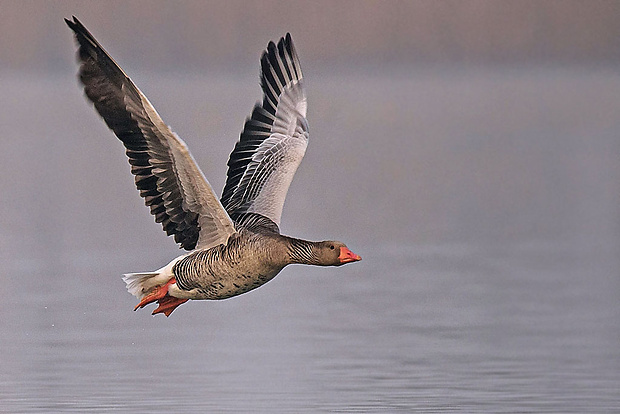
[315,241,362,266]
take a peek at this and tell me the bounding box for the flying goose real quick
[65,16,361,316]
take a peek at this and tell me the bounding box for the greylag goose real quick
[65,17,361,316]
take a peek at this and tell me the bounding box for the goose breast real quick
[170,231,289,300]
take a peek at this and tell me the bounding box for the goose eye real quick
[330,245,335,250]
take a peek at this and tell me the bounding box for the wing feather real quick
[66,16,235,250]
[221,34,308,229]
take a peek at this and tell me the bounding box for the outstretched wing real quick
[66,16,235,250]
[221,33,308,230]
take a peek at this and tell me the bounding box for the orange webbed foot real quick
[152,296,189,317]
[133,278,187,316]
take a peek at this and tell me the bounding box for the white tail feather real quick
[121,255,186,299]
[122,272,161,299]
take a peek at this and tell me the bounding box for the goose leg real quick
[133,278,187,317]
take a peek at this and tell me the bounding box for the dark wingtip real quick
[64,17,76,31]
[65,16,89,36]
[281,33,297,68]
[267,40,277,54]
[65,16,77,28]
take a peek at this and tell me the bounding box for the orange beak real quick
[338,247,362,264]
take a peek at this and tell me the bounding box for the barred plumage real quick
[287,237,316,264]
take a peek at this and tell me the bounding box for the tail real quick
[122,256,184,299]
[122,272,173,299]
[122,271,188,317]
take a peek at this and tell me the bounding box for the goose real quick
[65,17,361,316]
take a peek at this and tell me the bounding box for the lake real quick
[0,66,618,412]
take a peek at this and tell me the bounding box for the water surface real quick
[0,67,618,412]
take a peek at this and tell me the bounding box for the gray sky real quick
[0,0,618,249]
[2,0,619,72]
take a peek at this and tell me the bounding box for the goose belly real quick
[204,268,282,299]
[172,247,284,300]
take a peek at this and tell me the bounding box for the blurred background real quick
[1,0,619,253]
[0,1,618,412]
[3,0,620,70]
